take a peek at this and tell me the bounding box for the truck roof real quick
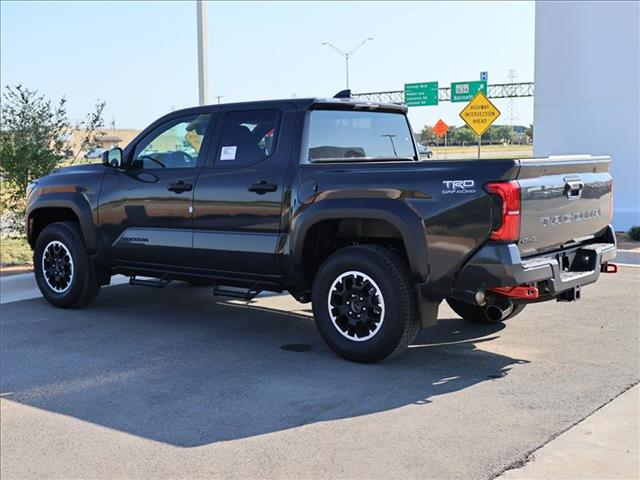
[171,96,408,117]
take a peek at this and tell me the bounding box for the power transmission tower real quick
[506,69,518,126]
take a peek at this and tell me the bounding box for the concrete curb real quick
[498,384,640,479]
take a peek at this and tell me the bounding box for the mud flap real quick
[416,284,439,328]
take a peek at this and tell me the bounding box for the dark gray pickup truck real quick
[26,95,617,362]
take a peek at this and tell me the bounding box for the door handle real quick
[248,180,278,194]
[168,181,193,193]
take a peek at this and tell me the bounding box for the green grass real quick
[0,236,32,265]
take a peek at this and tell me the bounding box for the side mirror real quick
[102,148,123,168]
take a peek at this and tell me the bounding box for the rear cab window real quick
[302,110,417,163]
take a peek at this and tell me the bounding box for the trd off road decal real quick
[442,179,476,194]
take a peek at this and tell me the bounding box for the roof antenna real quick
[333,89,351,99]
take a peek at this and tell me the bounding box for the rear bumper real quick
[451,225,617,305]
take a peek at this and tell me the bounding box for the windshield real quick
[304,110,417,162]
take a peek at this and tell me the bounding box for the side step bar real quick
[129,274,172,288]
[126,274,263,300]
[213,283,262,301]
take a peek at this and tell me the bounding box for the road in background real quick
[421,144,532,160]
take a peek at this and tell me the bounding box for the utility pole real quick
[215,95,223,104]
[321,37,374,89]
[196,0,209,105]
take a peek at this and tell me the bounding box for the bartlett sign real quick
[451,80,487,102]
[459,91,500,136]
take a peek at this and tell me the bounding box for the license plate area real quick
[557,247,598,275]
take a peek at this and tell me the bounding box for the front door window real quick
[132,114,212,169]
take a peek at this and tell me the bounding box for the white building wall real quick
[534,1,640,230]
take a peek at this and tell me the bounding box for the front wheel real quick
[312,245,420,363]
[34,221,100,308]
[446,297,526,324]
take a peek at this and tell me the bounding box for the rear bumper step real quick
[450,225,616,305]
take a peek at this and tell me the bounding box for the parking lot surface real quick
[1,267,638,479]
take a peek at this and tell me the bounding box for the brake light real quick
[485,180,521,242]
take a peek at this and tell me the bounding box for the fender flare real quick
[290,198,429,281]
[27,192,98,253]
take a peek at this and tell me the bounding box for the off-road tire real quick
[312,245,420,363]
[34,221,100,308]
[446,297,526,324]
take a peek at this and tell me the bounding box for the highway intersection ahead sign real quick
[459,91,500,136]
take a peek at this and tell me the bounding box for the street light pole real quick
[345,55,349,90]
[196,0,209,105]
[322,37,374,90]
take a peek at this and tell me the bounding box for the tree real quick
[445,125,456,145]
[453,126,475,145]
[493,125,514,144]
[70,100,106,164]
[525,123,533,142]
[0,85,69,232]
[419,125,436,144]
[0,84,105,232]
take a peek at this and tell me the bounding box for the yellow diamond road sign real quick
[459,91,501,136]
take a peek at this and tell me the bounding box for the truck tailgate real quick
[516,156,612,257]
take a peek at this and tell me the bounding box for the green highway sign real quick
[451,80,487,102]
[404,82,439,106]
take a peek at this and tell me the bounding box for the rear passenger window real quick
[216,110,279,166]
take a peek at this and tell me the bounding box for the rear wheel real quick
[34,222,100,308]
[446,297,526,324]
[312,245,420,363]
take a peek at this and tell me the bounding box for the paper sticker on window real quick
[220,146,237,161]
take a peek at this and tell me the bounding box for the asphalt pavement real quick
[1,267,638,479]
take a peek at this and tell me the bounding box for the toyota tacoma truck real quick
[26,93,617,362]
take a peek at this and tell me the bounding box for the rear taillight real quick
[485,180,521,242]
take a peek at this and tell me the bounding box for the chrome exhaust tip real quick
[485,301,514,322]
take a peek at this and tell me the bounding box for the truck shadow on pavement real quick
[1,283,528,447]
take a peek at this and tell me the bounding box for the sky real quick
[1,1,535,131]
